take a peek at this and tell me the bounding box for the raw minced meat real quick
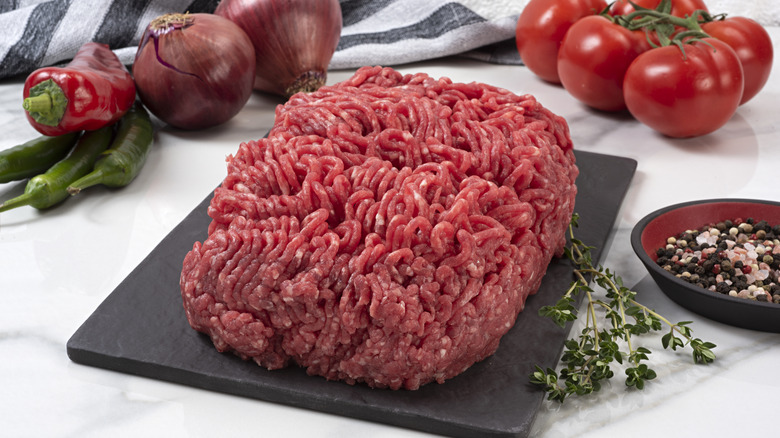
[179,66,579,390]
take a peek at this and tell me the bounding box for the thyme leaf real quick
[530,213,717,403]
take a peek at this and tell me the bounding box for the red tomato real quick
[516,0,608,84]
[702,17,774,105]
[558,15,650,111]
[610,0,708,17]
[623,38,744,138]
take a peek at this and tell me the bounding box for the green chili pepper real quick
[0,132,80,184]
[0,125,113,213]
[68,102,154,195]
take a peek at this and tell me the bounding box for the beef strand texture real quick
[180,66,579,390]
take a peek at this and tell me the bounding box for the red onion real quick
[133,13,256,130]
[214,0,342,98]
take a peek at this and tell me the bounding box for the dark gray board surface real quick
[67,150,637,438]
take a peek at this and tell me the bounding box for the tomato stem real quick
[616,3,713,48]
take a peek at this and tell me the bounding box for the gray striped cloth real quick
[0,0,524,81]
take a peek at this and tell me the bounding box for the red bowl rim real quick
[630,198,780,311]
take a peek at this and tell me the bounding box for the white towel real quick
[330,0,526,69]
[707,0,780,26]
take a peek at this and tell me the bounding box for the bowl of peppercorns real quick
[631,198,780,333]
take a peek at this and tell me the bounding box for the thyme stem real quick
[530,214,717,402]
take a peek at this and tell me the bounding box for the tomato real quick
[610,0,708,17]
[557,15,650,111]
[702,17,774,105]
[623,38,744,138]
[516,0,608,84]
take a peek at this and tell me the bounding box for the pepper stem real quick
[22,93,52,113]
[23,79,69,127]
[0,175,57,213]
[0,192,36,213]
[68,168,109,195]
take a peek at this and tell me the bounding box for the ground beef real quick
[179,66,578,390]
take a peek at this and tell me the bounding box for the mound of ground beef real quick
[179,66,578,390]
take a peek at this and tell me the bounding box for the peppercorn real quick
[654,217,780,305]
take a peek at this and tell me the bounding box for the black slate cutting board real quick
[67,150,637,438]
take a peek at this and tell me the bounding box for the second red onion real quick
[215,0,342,98]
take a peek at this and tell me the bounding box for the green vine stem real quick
[608,0,729,50]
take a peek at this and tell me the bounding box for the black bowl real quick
[631,198,780,333]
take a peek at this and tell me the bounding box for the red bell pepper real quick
[22,42,136,136]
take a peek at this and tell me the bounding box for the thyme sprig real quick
[530,214,717,403]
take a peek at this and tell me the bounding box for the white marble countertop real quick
[2,27,780,438]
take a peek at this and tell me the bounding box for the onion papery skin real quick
[133,13,256,130]
[215,0,342,98]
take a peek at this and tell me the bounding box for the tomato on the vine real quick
[702,17,774,105]
[557,15,650,112]
[609,0,708,17]
[516,0,607,84]
[623,38,744,138]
